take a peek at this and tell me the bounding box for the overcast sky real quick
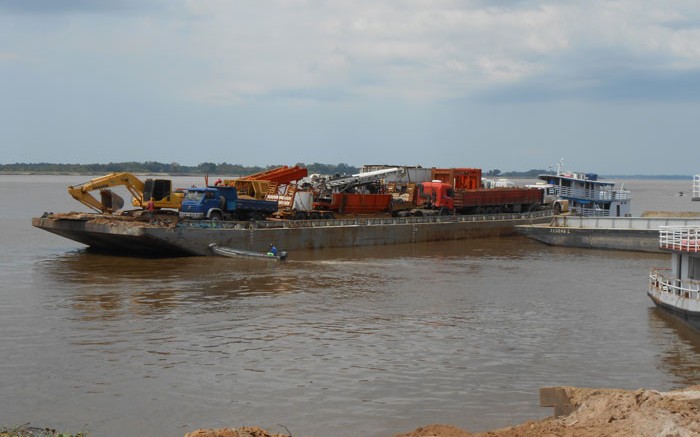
[2,0,699,174]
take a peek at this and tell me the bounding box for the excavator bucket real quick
[100,190,125,213]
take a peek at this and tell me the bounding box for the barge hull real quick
[648,290,700,332]
[33,212,552,257]
[516,225,660,252]
[32,216,191,256]
[516,216,700,253]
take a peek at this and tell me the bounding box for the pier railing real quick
[649,268,700,300]
[658,226,700,252]
[693,174,700,201]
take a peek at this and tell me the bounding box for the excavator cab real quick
[143,179,174,203]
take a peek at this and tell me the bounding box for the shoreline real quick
[184,385,700,437]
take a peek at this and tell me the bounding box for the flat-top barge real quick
[516,214,700,253]
[33,210,553,257]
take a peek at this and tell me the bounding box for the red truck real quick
[288,167,544,218]
[393,167,544,217]
[396,180,543,216]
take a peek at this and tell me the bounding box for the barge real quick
[648,226,700,331]
[32,210,553,257]
[516,215,700,253]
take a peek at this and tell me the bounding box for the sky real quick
[2,0,700,175]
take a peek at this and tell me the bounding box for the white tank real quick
[293,191,314,212]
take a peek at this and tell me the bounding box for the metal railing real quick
[176,209,554,230]
[556,186,631,202]
[571,206,613,217]
[649,268,700,300]
[693,174,700,200]
[658,226,700,252]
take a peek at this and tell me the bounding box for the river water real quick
[2,175,700,437]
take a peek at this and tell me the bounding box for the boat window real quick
[689,257,700,280]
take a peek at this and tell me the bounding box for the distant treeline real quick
[0,161,360,176]
[0,162,692,179]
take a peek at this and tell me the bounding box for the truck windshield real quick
[185,191,205,201]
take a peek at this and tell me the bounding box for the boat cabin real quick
[538,171,631,217]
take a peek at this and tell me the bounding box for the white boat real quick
[534,161,631,217]
[208,243,288,261]
[648,226,700,331]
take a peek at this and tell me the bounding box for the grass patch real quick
[1,424,87,437]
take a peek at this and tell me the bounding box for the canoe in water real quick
[208,243,288,261]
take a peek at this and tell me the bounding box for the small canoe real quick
[208,243,288,261]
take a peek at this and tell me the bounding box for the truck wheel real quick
[309,211,321,220]
[294,211,308,220]
[438,207,450,216]
[210,211,222,221]
[249,212,265,222]
[322,212,334,219]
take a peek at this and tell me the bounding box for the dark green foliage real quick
[0,162,360,176]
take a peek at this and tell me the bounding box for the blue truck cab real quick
[179,186,278,221]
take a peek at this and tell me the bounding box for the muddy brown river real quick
[2,175,700,436]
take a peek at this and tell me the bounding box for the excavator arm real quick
[68,172,146,213]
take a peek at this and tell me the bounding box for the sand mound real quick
[185,385,700,437]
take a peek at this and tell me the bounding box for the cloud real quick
[160,1,700,104]
[6,0,700,104]
[0,0,158,14]
[4,1,700,174]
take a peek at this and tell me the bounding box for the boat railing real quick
[649,268,700,300]
[658,226,700,252]
[556,186,630,203]
[550,215,700,229]
[176,209,554,230]
[612,189,631,201]
[557,186,610,201]
[573,206,612,217]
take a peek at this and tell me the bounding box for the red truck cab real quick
[415,181,455,210]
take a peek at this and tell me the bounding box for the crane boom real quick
[325,167,403,191]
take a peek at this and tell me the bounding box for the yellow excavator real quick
[68,172,185,214]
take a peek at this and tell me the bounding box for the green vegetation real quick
[0,424,86,437]
[1,163,692,179]
[0,162,359,176]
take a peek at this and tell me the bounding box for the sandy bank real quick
[184,385,700,437]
